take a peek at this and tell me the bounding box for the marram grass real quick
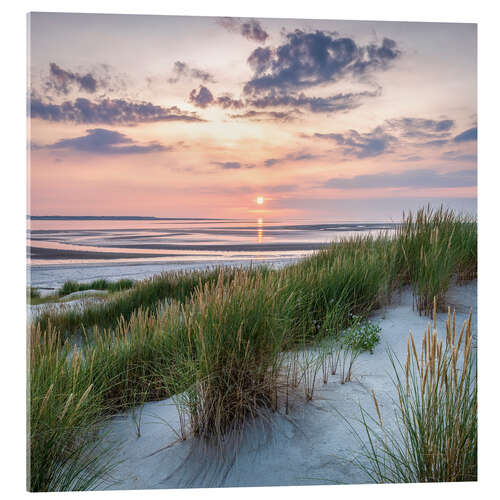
[350,298,476,483]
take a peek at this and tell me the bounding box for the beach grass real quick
[394,206,477,315]
[28,206,477,491]
[350,300,477,482]
[58,278,136,297]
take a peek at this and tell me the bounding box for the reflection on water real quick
[257,218,263,244]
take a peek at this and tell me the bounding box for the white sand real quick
[99,280,476,490]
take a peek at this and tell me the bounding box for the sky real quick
[28,13,477,221]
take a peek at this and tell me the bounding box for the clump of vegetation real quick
[28,324,117,491]
[394,205,477,315]
[172,270,292,441]
[58,278,135,297]
[342,316,381,354]
[350,299,477,483]
[27,287,41,300]
[34,268,231,336]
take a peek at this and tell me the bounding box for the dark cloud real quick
[244,31,400,95]
[45,128,169,155]
[322,168,477,190]
[241,20,269,42]
[228,109,301,122]
[264,151,322,167]
[216,95,245,109]
[168,61,216,84]
[247,89,379,113]
[189,86,245,109]
[46,62,98,94]
[211,161,256,170]
[453,127,477,143]
[189,85,375,114]
[312,115,465,158]
[315,127,398,158]
[247,47,273,74]
[29,96,204,125]
[385,117,455,138]
[188,86,214,108]
[217,18,269,43]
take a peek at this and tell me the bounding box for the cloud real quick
[385,117,455,138]
[43,63,129,96]
[264,151,322,167]
[168,61,216,84]
[45,128,169,155]
[322,168,476,190]
[416,139,449,148]
[247,88,379,113]
[441,151,477,162]
[45,62,98,94]
[29,96,204,125]
[211,161,256,170]
[189,86,245,109]
[215,95,245,109]
[244,30,400,95]
[247,47,273,74]
[399,155,424,162]
[453,127,477,143]
[189,85,376,114]
[315,127,398,158]
[228,109,301,122]
[217,18,269,42]
[312,115,463,158]
[241,19,269,42]
[188,86,214,108]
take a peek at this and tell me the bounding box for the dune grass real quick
[27,287,41,300]
[58,278,136,297]
[28,206,477,491]
[28,324,117,491]
[351,300,476,482]
[394,206,477,315]
[34,269,225,336]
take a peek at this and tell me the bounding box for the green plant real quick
[342,316,381,354]
[27,287,41,300]
[394,205,477,315]
[347,301,476,483]
[175,270,292,442]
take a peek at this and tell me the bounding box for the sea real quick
[27,217,397,292]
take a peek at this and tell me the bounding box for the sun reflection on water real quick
[257,218,263,243]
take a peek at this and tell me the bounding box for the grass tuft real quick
[349,299,477,483]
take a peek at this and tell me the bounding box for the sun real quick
[256,196,264,205]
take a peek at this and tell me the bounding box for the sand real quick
[98,280,477,490]
[28,258,300,295]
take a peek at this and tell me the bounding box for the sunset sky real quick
[28,13,477,220]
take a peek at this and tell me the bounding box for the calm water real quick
[28,217,397,265]
[27,217,397,289]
